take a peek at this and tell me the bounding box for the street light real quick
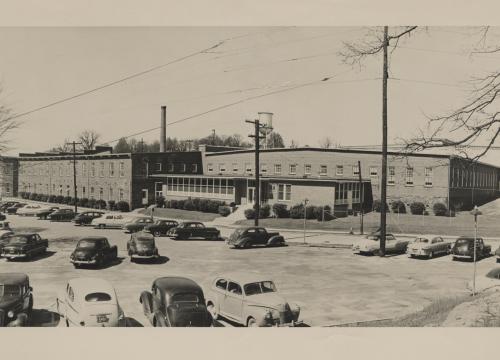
[303,198,309,244]
[470,205,482,296]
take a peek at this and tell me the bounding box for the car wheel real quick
[154,231,161,237]
[66,319,70,327]
[207,303,219,320]
[428,251,434,259]
[243,241,252,249]
[247,317,258,327]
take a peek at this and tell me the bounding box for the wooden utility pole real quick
[380,26,389,257]
[66,141,82,214]
[358,160,364,235]
[246,119,264,226]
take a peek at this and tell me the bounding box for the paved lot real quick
[1,213,499,327]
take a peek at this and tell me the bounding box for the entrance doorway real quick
[247,187,255,204]
[141,189,148,206]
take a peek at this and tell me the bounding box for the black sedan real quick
[47,208,76,221]
[6,203,26,214]
[123,217,155,233]
[36,207,59,220]
[0,202,18,212]
[73,211,105,226]
[70,237,118,268]
[144,219,179,237]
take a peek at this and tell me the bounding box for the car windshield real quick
[244,281,277,296]
[414,238,429,243]
[366,235,379,241]
[486,269,500,280]
[172,293,200,304]
[8,236,28,244]
[456,238,471,245]
[85,292,112,302]
[136,237,154,245]
[77,240,99,248]
[0,284,21,297]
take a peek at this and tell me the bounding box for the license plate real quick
[96,314,109,323]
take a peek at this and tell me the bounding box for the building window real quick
[289,164,297,175]
[425,167,433,187]
[155,162,162,172]
[59,167,63,176]
[109,162,114,177]
[66,185,70,196]
[370,167,378,177]
[109,187,113,200]
[82,186,86,197]
[232,163,239,172]
[119,162,125,177]
[119,188,124,201]
[245,163,252,173]
[99,162,105,177]
[277,184,292,201]
[353,165,360,176]
[304,164,312,175]
[260,163,268,174]
[274,164,282,174]
[388,166,395,185]
[181,163,187,173]
[336,165,343,176]
[192,164,198,173]
[91,162,96,177]
[99,187,104,200]
[219,163,226,173]
[320,165,327,176]
[155,182,163,199]
[207,163,214,173]
[406,167,414,186]
[90,187,95,199]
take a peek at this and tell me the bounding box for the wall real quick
[0,157,18,197]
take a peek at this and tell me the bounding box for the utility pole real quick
[66,141,82,214]
[139,138,145,153]
[212,129,216,145]
[358,160,364,235]
[380,26,389,257]
[246,119,265,226]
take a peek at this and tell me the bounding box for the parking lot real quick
[1,212,499,327]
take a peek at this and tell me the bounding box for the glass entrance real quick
[247,187,255,204]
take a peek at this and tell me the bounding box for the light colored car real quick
[56,277,125,327]
[407,236,451,259]
[467,268,500,294]
[0,221,11,231]
[91,214,131,229]
[352,233,409,255]
[16,204,49,216]
[205,273,301,327]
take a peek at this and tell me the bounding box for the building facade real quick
[0,156,18,198]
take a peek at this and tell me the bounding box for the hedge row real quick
[161,197,227,214]
[373,199,454,216]
[243,203,335,222]
[18,192,130,212]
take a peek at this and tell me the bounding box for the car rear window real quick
[8,236,28,244]
[85,292,112,302]
[0,284,21,297]
[172,293,200,303]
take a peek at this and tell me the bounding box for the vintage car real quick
[0,212,5,221]
[73,210,105,226]
[451,236,491,261]
[70,237,118,268]
[407,236,451,259]
[466,268,500,293]
[167,222,221,240]
[494,245,500,263]
[206,273,301,327]
[144,219,179,237]
[0,201,18,212]
[0,230,14,251]
[47,208,76,221]
[352,233,409,255]
[91,213,131,229]
[123,217,155,233]
[0,221,11,231]
[6,203,26,214]
[1,233,49,261]
[36,207,60,220]
[127,231,159,261]
[226,227,286,248]
[17,204,50,217]
[140,276,213,327]
[56,277,125,327]
[0,273,33,327]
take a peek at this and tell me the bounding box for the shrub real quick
[107,200,116,211]
[78,197,89,207]
[29,193,38,200]
[229,202,236,208]
[95,200,107,209]
[177,200,185,210]
[198,199,209,212]
[169,199,178,209]
[258,204,271,218]
[183,198,196,211]
[391,200,407,214]
[63,196,72,204]
[272,203,289,218]
[87,198,96,208]
[314,206,335,221]
[218,206,231,217]
[192,198,201,210]
[373,200,389,213]
[116,201,130,212]
[433,202,448,216]
[48,195,57,203]
[244,208,256,219]
[69,197,78,206]
[289,204,304,219]
[410,202,426,215]
[55,195,64,204]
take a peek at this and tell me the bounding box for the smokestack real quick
[160,106,167,152]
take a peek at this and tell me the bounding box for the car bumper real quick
[71,259,97,264]
[2,253,27,258]
[131,254,158,259]
[452,254,473,259]
[407,250,429,257]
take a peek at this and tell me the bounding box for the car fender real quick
[244,305,270,326]
[139,291,153,319]
[7,312,29,327]
[153,311,168,327]
[238,237,253,247]
[267,235,285,246]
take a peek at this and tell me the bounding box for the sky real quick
[1,26,500,164]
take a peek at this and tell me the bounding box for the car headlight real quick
[7,310,14,318]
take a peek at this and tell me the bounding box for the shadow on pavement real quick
[132,256,170,265]
[74,257,125,270]
[5,250,57,262]
[11,226,48,233]
[125,317,144,327]
[29,309,61,327]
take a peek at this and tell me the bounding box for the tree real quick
[0,88,19,152]
[318,137,340,149]
[48,138,72,153]
[289,139,299,148]
[266,132,285,148]
[114,138,131,153]
[77,130,101,150]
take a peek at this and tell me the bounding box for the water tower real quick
[258,112,274,149]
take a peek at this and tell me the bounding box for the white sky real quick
[1,26,500,164]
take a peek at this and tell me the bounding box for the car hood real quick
[408,243,430,250]
[355,240,379,250]
[0,296,21,309]
[245,292,288,310]
[72,248,98,258]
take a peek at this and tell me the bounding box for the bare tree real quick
[0,88,19,152]
[289,139,299,148]
[77,130,101,151]
[48,138,72,153]
[318,136,341,149]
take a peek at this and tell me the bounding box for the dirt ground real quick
[1,214,499,327]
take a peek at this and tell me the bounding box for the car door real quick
[245,228,258,245]
[186,223,198,238]
[224,281,244,322]
[65,285,79,326]
[213,278,228,314]
[432,237,444,254]
[256,228,268,245]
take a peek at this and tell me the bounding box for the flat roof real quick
[148,174,370,182]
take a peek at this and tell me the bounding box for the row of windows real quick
[166,177,234,196]
[21,183,128,201]
[20,161,127,178]
[450,166,497,189]
[151,162,198,173]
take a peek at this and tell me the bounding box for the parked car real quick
[226,227,286,248]
[17,204,50,217]
[73,211,104,226]
[123,217,155,233]
[0,230,14,252]
[6,203,26,214]
[167,222,221,240]
[56,277,125,327]
[70,237,118,268]
[127,231,159,262]
[467,268,500,293]
[0,212,5,221]
[36,207,60,220]
[407,236,451,259]
[0,201,18,212]
[206,273,301,327]
[1,233,48,261]
[139,276,213,327]
[0,273,33,327]
[494,245,500,263]
[144,219,179,237]
[91,214,131,229]
[451,236,491,261]
[352,233,409,255]
[0,221,11,231]
[47,208,76,222]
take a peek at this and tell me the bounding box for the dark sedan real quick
[123,217,155,233]
[0,273,33,327]
[73,211,105,226]
[167,222,221,240]
[70,237,118,268]
[0,202,18,212]
[6,203,26,214]
[127,232,159,262]
[144,219,179,237]
[36,207,59,220]
[451,236,491,261]
[47,208,76,222]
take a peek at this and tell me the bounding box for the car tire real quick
[66,319,70,327]
[428,252,434,259]
[207,303,219,320]
[247,317,258,327]
[243,241,252,249]
[154,231,161,237]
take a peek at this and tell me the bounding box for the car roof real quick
[12,233,38,237]
[0,273,29,285]
[215,272,274,285]
[154,277,203,294]
[67,277,116,294]
[132,231,154,239]
[79,236,108,242]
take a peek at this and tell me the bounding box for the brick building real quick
[0,156,18,198]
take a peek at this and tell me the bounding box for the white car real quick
[16,204,50,216]
[91,214,131,229]
[467,268,500,294]
[205,273,301,327]
[56,277,126,327]
[352,233,410,255]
